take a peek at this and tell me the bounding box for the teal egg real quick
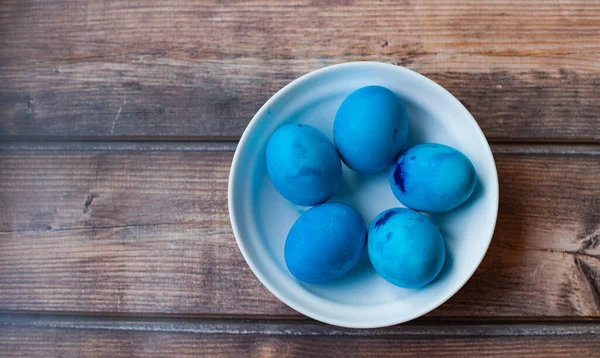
[266,124,342,206]
[285,202,367,284]
[334,86,409,173]
[390,143,477,212]
[368,208,446,288]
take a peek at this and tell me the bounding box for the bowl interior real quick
[229,62,498,328]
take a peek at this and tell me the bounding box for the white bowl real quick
[228,62,499,328]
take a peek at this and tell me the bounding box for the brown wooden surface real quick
[1,0,600,141]
[1,143,599,318]
[2,315,600,357]
[4,328,598,358]
[2,0,600,355]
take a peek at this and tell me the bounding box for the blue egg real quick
[334,86,409,173]
[368,208,445,288]
[390,143,477,213]
[266,124,342,206]
[285,202,367,284]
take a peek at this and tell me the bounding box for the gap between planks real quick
[1,140,600,155]
[1,313,600,337]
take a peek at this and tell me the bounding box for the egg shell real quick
[390,143,477,213]
[368,208,446,288]
[266,124,342,206]
[285,202,367,284]
[334,86,409,174]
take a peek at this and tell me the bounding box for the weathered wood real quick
[1,0,599,140]
[0,143,599,317]
[5,313,600,336]
[2,316,600,357]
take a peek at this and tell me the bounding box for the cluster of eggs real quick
[266,86,477,288]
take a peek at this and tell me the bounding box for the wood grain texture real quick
[2,319,600,357]
[1,143,599,317]
[1,0,599,140]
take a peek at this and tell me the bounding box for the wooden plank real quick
[1,316,600,357]
[1,0,599,140]
[0,143,599,317]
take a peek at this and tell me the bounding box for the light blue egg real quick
[368,208,445,288]
[334,86,409,173]
[390,143,477,213]
[266,124,342,206]
[285,202,366,284]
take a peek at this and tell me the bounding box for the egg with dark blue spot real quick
[368,208,445,288]
[390,143,477,212]
[266,124,342,206]
[285,202,367,283]
[334,86,409,173]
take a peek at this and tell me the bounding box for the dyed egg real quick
[368,208,446,288]
[285,202,367,284]
[266,124,342,206]
[334,86,409,173]
[390,143,477,213]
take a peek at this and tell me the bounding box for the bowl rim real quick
[228,61,499,328]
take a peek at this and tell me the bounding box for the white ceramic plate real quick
[228,62,499,328]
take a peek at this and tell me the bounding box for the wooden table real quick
[1,1,599,356]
